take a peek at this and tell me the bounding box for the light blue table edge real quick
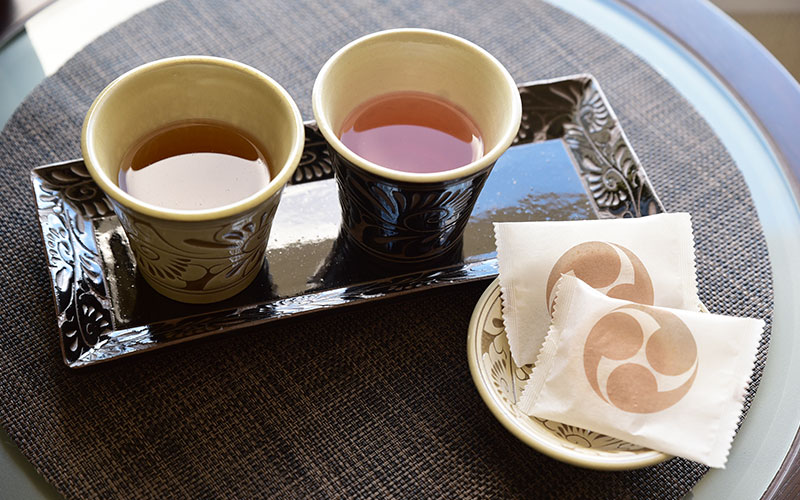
[0,31,45,130]
[546,1,800,498]
[3,2,800,496]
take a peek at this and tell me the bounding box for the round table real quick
[1,0,799,498]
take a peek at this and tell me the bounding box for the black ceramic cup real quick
[312,29,521,265]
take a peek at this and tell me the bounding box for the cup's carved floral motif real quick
[332,151,491,264]
[113,195,280,295]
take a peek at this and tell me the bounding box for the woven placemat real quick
[0,0,773,498]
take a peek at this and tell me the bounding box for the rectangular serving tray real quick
[31,74,663,368]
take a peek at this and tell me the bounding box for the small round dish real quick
[467,277,670,470]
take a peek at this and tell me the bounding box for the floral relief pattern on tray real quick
[515,76,660,218]
[33,162,116,356]
[30,74,664,367]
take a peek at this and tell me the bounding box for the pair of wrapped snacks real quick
[495,214,763,468]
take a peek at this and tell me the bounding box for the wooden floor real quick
[712,2,800,83]
[734,13,800,82]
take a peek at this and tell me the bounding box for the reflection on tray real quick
[465,139,595,260]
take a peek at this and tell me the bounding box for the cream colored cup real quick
[82,56,304,303]
[313,29,521,264]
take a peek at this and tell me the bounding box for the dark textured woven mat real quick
[0,0,773,498]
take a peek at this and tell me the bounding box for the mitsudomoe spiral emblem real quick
[583,304,698,413]
[546,241,654,314]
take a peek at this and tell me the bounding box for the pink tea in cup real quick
[339,91,483,174]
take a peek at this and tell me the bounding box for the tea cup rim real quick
[81,55,305,222]
[312,28,522,183]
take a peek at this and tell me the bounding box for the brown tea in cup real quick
[118,119,273,211]
[338,91,484,173]
[82,56,305,303]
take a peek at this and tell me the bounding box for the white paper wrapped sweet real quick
[494,213,701,367]
[519,275,762,468]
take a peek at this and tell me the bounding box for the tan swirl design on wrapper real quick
[546,241,654,314]
[583,304,698,413]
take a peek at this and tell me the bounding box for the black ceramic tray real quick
[31,74,663,368]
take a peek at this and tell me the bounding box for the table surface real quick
[1,0,799,498]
